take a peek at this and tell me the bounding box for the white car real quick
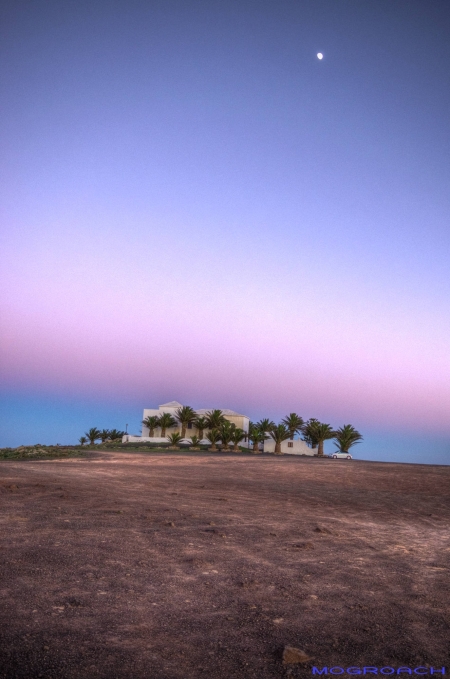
[331,452,353,460]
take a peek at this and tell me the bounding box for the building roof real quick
[152,402,248,418]
[196,408,247,418]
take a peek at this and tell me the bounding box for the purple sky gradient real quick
[1,0,449,462]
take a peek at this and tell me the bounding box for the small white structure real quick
[123,401,250,444]
[263,438,316,456]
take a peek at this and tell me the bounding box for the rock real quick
[292,542,314,549]
[314,526,331,534]
[65,598,83,608]
[282,646,312,664]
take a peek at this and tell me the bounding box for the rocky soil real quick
[0,452,449,678]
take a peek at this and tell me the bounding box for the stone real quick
[282,646,312,664]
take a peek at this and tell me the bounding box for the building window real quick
[187,423,193,429]
[288,442,293,448]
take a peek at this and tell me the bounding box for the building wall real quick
[263,438,316,455]
[142,405,179,437]
[123,436,249,447]
[222,414,250,433]
[122,436,168,444]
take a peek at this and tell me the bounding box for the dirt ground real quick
[0,452,449,679]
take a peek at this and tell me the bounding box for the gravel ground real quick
[0,451,449,678]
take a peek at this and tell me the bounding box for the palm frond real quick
[281,413,305,439]
[256,418,275,433]
[268,424,291,444]
[205,409,226,430]
[85,428,101,444]
[167,432,182,445]
[333,424,363,453]
[175,406,197,425]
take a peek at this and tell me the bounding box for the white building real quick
[123,401,250,444]
[263,438,316,456]
[123,401,317,455]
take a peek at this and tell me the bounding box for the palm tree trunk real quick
[318,440,324,456]
[198,428,204,439]
[275,442,281,454]
[149,428,155,437]
[210,442,217,451]
[253,441,259,454]
[181,425,186,438]
[233,443,239,452]
[161,427,166,437]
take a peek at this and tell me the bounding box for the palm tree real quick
[158,413,177,437]
[109,429,125,441]
[99,429,111,443]
[79,436,87,446]
[85,428,101,445]
[219,420,235,451]
[248,422,268,454]
[256,418,276,434]
[175,406,197,438]
[206,429,221,452]
[167,432,182,448]
[334,424,363,453]
[268,423,291,454]
[230,427,246,452]
[189,435,201,450]
[194,416,208,440]
[301,418,321,449]
[282,413,305,440]
[311,421,335,457]
[142,415,160,437]
[205,409,226,430]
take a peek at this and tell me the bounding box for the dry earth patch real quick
[0,452,449,678]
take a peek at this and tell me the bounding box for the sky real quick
[1,0,449,464]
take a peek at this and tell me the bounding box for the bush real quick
[0,445,86,460]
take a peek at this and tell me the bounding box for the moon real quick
[317,52,323,60]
